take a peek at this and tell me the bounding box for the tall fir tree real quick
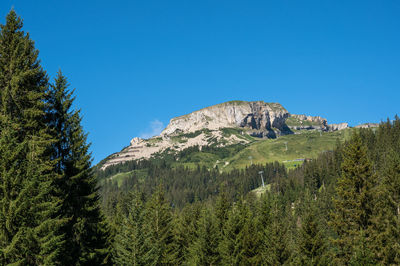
[47,71,111,265]
[172,201,202,264]
[113,190,146,266]
[254,193,273,265]
[215,184,231,234]
[369,149,400,264]
[219,197,259,265]
[261,198,291,265]
[219,199,242,265]
[295,193,328,266]
[330,133,376,264]
[0,10,64,264]
[173,201,202,264]
[187,207,220,265]
[142,185,175,265]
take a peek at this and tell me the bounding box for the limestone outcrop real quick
[328,123,349,131]
[355,123,379,129]
[286,114,328,131]
[161,101,290,138]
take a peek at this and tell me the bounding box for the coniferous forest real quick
[1,10,400,266]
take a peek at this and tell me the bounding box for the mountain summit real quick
[161,101,289,138]
[100,101,349,169]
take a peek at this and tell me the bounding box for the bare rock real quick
[328,123,349,131]
[354,123,379,128]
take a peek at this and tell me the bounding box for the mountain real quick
[99,100,362,170]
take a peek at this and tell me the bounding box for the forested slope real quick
[103,118,400,265]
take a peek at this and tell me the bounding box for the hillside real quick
[222,128,353,170]
[98,128,353,187]
[98,100,353,170]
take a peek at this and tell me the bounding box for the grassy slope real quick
[224,128,353,170]
[103,169,147,187]
[251,184,272,197]
[165,128,353,171]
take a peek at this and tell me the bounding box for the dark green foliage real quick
[172,201,203,264]
[262,198,291,265]
[47,71,111,265]
[113,191,146,265]
[142,185,176,265]
[0,10,64,265]
[219,196,260,265]
[330,133,376,264]
[215,185,231,233]
[369,149,400,264]
[348,231,375,266]
[295,195,328,265]
[187,208,220,265]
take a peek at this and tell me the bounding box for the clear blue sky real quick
[1,1,400,164]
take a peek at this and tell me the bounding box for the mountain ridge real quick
[99,100,371,170]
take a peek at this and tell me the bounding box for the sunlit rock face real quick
[161,101,290,137]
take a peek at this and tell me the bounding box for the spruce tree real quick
[113,191,146,265]
[143,185,175,265]
[47,71,111,265]
[187,208,220,265]
[219,200,242,265]
[173,201,202,264]
[215,184,230,233]
[262,198,291,265]
[238,207,260,265]
[254,193,273,264]
[0,10,64,264]
[295,195,328,266]
[219,197,258,265]
[369,150,400,264]
[330,133,376,264]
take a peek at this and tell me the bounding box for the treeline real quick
[0,11,110,264]
[110,118,400,265]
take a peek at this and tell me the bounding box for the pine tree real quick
[219,200,241,265]
[348,230,375,266]
[47,71,111,265]
[187,207,220,265]
[295,195,328,266]
[143,185,175,265]
[219,197,258,265]
[238,207,260,265]
[369,149,400,264]
[169,213,187,265]
[330,133,376,264]
[113,191,146,265]
[0,10,64,264]
[171,201,202,265]
[215,184,230,233]
[261,198,291,265]
[254,193,273,265]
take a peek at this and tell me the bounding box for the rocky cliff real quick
[161,101,291,138]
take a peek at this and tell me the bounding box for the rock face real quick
[100,100,350,170]
[328,123,349,131]
[355,123,379,129]
[161,101,291,138]
[286,114,328,131]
